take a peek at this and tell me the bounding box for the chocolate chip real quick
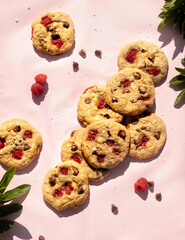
[70,130,76,137]
[131,119,138,125]
[72,167,79,176]
[148,181,154,192]
[95,50,102,58]
[85,97,91,104]
[154,132,161,140]
[63,22,69,28]
[111,204,118,214]
[141,49,147,53]
[130,99,138,103]
[49,177,56,186]
[0,137,5,143]
[51,33,60,40]
[155,192,162,201]
[78,185,84,194]
[13,125,21,132]
[39,38,46,43]
[23,144,31,151]
[104,114,110,119]
[118,130,126,139]
[39,236,45,240]
[139,86,146,94]
[73,61,79,70]
[112,97,118,103]
[92,149,98,155]
[133,72,141,80]
[79,49,86,58]
[107,130,111,137]
[71,145,78,151]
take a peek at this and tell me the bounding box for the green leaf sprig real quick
[169,61,185,106]
[158,0,185,39]
[0,167,31,234]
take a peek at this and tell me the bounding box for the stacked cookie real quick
[42,40,168,211]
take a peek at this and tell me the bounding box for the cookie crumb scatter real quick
[95,50,102,58]
[39,235,45,240]
[27,7,31,10]
[15,19,19,23]
[111,204,118,214]
[73,61,79,70]
[79,49,86,58]
[155,192,162,201]
[148,181,154,191]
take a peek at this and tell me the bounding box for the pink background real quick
[0,0,185,239]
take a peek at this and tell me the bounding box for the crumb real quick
[111,204,118,214]
[148,181,154,192]
[39,236,45,240]
[79,49,86,58]
[15,19,19,23]
[155,192,162,201]
[92,14,96,17]
[27,7,31,10]
[95,50,102,58]
[73,61,79,70]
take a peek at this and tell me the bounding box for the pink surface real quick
[0,0,185,239]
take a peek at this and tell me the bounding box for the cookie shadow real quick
[1,221,32,240]
[32,40,76,62]
[32,82,49,105]
[90,157,130,186]
[42,191,90,218]
[147,98,156,113]
[158,22,185,59]
[134,188,149,200]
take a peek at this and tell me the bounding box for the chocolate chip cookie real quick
[117,40,168,84]
[81,119,130,169]
[77,84,123,126]
[42,161,89,211]
[105,68,155,116]
[0,118,42,170]
[61,128,110,182]
[126,113,167,159]
[32,12,75,55]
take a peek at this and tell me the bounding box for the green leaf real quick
[174,88,185,106]
[169,75,185,85]
[175,67,185,76]
[0,220,14,234]
[0,167,16,193]
[158,14,175,30]
[0,203,22,217]
[0,184,31,204]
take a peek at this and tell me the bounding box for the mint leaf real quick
[0,184,31,204]
[174,88,185,106]
[0,203,22,217]
[0,167,16,193]
[0,220,14,234]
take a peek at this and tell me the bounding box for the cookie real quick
[126,113,167,159]
[0,118,42,170]
[105,68,155,116]
[31,12,75,55]
[117,40,168,84]
[81,120,130,169]
[61,128,110,181]
[77,84,123,126]
[42,161,89,211]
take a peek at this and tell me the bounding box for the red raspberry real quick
[112,148,121,155]
[64,184,73,195]
[98,99,106,109]
[87,130,98,141]
[34,74,47,85]
[31,83,44,96]
[126,49,139,63]
[0,141,5,149]
[106,140,115,147]
[12,150,23,159]
[71,153,81,163]
[97,155,105,163]
[138,136,149,148]
[146,68,161,76]
[83,85,95,94]
[134,177,148,192]
[41,17,53,27]
[121,80,130,88]
[60,167,68,175]
[51,40,63,49]
[53,188,63,198]
[24,130,32,139]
